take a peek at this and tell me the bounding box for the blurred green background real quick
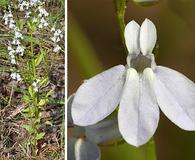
[68,0,195,159]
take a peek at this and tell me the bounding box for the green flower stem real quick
[30,30,36,79]
[30,28,40,156]
[114,0,129,54]
[143,138,157,160]
[69,14,103,78]
[30,29,36,156]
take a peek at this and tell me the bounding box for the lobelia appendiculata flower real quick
[68,95,121,160]
[71,19,195,147]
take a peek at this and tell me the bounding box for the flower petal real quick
[154,66,195,130]
[118,68,159,147]
[68,94,75,126]
[124,20,140,54]
[85,117,121,144]
[140,18,157,55]
[72,65,126,126]
[68,137,77,160]
[75,138,101,160]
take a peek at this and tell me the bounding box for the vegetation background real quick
[68,0,195,159]
[0,0,64,159]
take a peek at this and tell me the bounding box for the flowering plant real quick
[0,0,64,159]
[71,19,195,147]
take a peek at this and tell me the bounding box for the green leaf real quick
[35,52,44,66]
[27,20,37,31]
[16,19,25,30]
[38,77,48,87]
[23,124,34,134]
[23,95,31,102]
[35,118,41,124]
[28,86,34,97]
[46,89,53,97]
[35,124,41,129]
[0,0,9,7]
[22,107,30,113]
[45,121,53,126]
[38,99,47,106]
[35,132,45,140]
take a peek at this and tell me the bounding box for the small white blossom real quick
[38,6,49,17]
[32,79,40,92]
[38,18,48,28]
[14,30,23,39]
[16,45,25,56]
[51,27,55,32]
[53,45,61,53]
[8,46,13,51]
[11,59,16,64]
[30,0,40,6]
[3,7,16,29]
[8,46,16,64]
[32,17,38,23]
[8,50,15,56]
[71,19,195,147]
[19,1,30,11]
[25,11,32,18]
[51,28,63,43]
[12,39,21,45]
[11,72,21,81]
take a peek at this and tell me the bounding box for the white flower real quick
[51,27,55,32]
[32,79,40,92]
[8,46,16,64]
[3,8,16,29]
[8,46,13,51]
[19,1,30,11]
[71,19,195,147]
[32,17,38,23]
[14,30,23,39]
[53,45,61,53]
[25,11,32,18]
[32,83,38,92]
[11,72,21,81]
[30,0,40,6]
[11,58,16,64]
[12,39,21,45]
[16,45,25,56]
[51,29,63,43]
[38,18,48,28]
[38,6,49,17]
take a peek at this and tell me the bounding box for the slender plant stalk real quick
[114,1,157,160]
[30,28,37,156]
[30,30,36,79]
[144,138,157,160]
[114,0,129,54]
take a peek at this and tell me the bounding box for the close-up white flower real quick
[71,18,195,147]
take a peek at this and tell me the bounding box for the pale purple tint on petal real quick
[154,66,195,130]
[75,138,101,160]
[118,68,159,147]
[72,65,126,126]
[85,117,121,144]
